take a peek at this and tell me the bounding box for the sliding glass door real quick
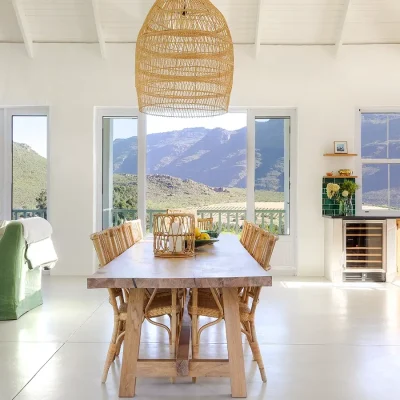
[145,113,247,232]
[102,116,138,228]
[248,109,295,269]
[254,116,290,235]
[97,108,296,270]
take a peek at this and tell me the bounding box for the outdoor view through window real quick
[12,115,47,220]
[13,113,289,234]
[362,113,400,211]
[105,113,288,234]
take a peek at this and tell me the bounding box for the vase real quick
[338,200,345,216]
[345,197,353,216]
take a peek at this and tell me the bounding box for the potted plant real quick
[339,180,360,216]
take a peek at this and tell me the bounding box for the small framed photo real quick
[334,141,348,154]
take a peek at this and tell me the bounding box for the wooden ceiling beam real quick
[254,0,263,58]
[12,0,33,58]
[335,0,352,53]
[91,0,106,58]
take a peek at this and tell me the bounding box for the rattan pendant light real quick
[135,0,234,118]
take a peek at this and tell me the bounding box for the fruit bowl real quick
[202,230,220,238]
[195,238,219,248]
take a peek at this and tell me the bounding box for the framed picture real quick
[334,141,348,154]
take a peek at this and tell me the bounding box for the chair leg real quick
[102,316,120,383]
[115,330,125,357]
[171,289,177,355]
[114,320,124,357]
[248,321,267,383]
[191,314,199,383]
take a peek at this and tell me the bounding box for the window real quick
[252,115,291,235]
[12,115,48,220]
[102,117,138,228]
[361,113,400,211]
[146,113,247,232]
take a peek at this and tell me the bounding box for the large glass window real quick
[361,113,400,211]
[146,113,247,232]
[254,117,290,234]
[12,115,48,219]
[102,117,138,228]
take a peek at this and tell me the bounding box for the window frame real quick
[95,107,145,232]
[356,107,400,216]
[247,108,297,236]
[95,106,297,272]
[1,107,49,221]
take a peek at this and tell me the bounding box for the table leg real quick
[222,287,247,398]
[119,288,145,398]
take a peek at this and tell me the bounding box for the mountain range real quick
[114,119,285,191]
[12,114,400,210]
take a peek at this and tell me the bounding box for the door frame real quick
[94,107,146,233]
[247,108,298,274]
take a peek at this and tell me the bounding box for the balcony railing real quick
[12,209,47,220]
[112,208,286,235]
[11,208,286,235]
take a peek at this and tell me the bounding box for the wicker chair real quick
[91,226,182,383]
[188,227,278,383]
[240,220,251,246]
[120,219,143,247]
[197,217,213,231]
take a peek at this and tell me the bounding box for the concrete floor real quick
[1,276,400,399]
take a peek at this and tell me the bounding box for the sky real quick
[12,113,248,159]
[13,116,47,158]
[112,113,247,139]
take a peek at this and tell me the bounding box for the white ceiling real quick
[1,0,400,49]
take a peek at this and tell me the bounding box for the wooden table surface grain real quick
[87,234,272,289]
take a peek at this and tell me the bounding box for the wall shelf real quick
[324,175,358,178]
[323,153,358,157]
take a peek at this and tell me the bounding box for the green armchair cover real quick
[0,221,43,320]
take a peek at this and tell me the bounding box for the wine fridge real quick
[343,220,386,282]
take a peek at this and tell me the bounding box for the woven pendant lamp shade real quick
[135,0,234,118]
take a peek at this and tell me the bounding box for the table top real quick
[87,234,272,289]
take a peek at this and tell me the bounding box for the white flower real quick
[342,190,349,197]
[327,183,340,199]
[326,183,340,199]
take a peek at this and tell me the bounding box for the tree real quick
[36,189,47,209]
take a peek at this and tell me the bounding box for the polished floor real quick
[1,276,400,400]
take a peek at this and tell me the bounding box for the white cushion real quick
[0,220,9,240]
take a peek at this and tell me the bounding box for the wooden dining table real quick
[87,234,272,398]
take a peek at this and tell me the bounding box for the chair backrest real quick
[109,225,128,256]
[125,219,143,244]
[198,217,213,231]
[241,220,258,253]
[253,229,279,271]
[90,228,125,313]
[240,220,250,245]
[241,228,279,313]
[247,224,261,257]
[90,229,116,267]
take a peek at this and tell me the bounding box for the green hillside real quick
[12,143,283,211]
[12,143,46,209]
[114,173,283,210]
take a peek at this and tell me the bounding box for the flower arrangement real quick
[327,183,340,199]
[326,180,360,216]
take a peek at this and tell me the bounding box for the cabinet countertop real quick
[323,215,400,220]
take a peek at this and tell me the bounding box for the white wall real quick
[1,43,400,276]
